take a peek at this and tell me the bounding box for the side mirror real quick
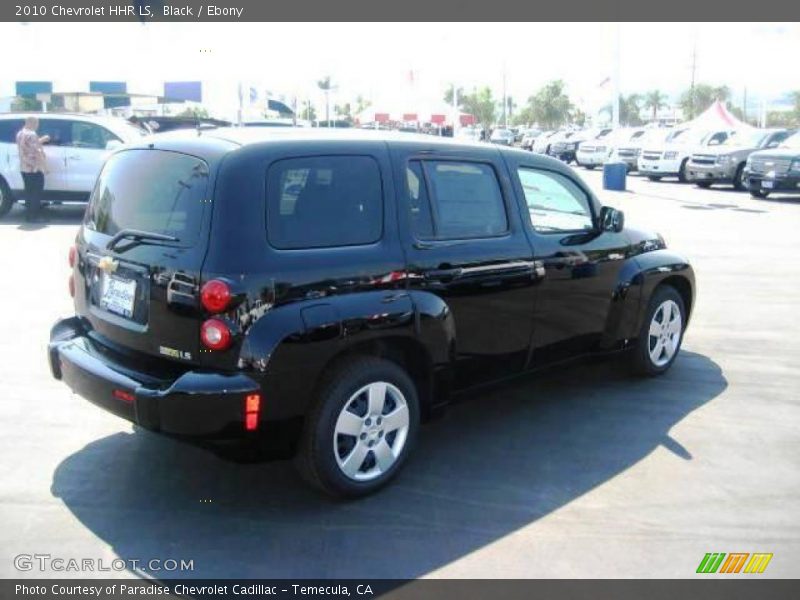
[105,140,123,151]
[599,206,624,233]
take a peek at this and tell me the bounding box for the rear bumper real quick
[48,317,260,438]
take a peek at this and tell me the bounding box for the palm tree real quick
[317,76,335,126]
[644,90,668,122]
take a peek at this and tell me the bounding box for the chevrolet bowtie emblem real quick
[98,256,118,274]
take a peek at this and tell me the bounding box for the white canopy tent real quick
[682,100,754,131]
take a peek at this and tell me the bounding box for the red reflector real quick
[68,245,77,269]
[245,412,258,431]
[68,275,75,298]
[245,393,261,413]
[113,389,135,403]
[200,318,232,351]
[201,279,232,313]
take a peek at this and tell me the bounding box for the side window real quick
[266,155,383,249]
[70,122,119,150]
[518,168,594,233]
[406,160,508,240]
[768,131,790,147]
[0,119,25,143]
[708,132,728,146]
[38,119,72,146]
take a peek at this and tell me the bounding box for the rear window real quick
[84,150,209,246]
[266,155,383,249]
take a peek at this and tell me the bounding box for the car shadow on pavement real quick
[1,203,86,229]
[50,350,726,579]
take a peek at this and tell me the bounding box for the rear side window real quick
[70,122,119,149]
[406,160,507,240]
[84,150,209,246]
[0,119,24,143]
[266,155,383,249]
[38,119,72,146]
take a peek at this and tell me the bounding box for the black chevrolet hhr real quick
[49,128,695,497]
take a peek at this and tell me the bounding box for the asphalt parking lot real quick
[0,170,798,580]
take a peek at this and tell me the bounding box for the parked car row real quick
[520,121,800,200]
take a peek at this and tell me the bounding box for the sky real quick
[0,22,798,120]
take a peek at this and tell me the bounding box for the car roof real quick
[117,125,572,174]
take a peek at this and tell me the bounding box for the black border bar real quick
[2,0,800,22]
[5,580,800,600]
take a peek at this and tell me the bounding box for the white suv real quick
[638,128,735,183]
[0,113,146,217]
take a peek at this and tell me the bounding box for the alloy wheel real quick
[648,299,682,367]
[333,381,410,481]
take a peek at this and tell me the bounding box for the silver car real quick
[688,129,794,190]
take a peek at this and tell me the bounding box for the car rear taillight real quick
[244,393,261,431]
[200,318,231,351]
[201,279,231,313]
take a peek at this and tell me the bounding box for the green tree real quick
[679,84,731,119]
[177,106,209,119]
[11,96,40,111]
[443,85,465,107]
[335,102,353,123]
[601,94,644,127]
[530,80,573,128]
[355,95,371,115]
[460,87,497,130]
[317,76,335,124]
[644,90,668,122]
[300,100,316,122]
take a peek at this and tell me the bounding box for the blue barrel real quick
[603,162,627,191]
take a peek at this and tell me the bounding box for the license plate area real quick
[87,258,150,326]
[100,275,137,318]
[762,180,774,189]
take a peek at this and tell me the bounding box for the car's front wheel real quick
[0,178,14,219]
[677,159,689,183]
[295,356,420,497]
[695,181,712,189]
[733,163,747,191]
[647,175,662,181]
[629,285,686,376]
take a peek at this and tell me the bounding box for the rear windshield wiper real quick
[106,229,180,251]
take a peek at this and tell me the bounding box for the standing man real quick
[16,117,50,222]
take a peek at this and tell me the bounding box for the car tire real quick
[733,164,747,191]
[647,175,662,181]
[750,189,769,199]
[629,285,686,377]
[0,178,14,219]
[695,181,712,189]
[295,356,420,498]
[677,159,689,183]
[584,165,595,170]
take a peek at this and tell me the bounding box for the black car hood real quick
[625,227,666,256]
